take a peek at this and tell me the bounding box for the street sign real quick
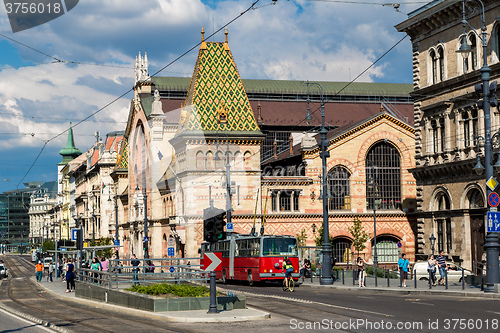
[143,237,149,242]
[397,242,402,248]
[167,247,175,256]
[226,223,233,232]
[487,212,500,232]
[487,177,499,191]
[168,237,175,247]
[203,252,222,272]
[60,248,66,252]
[489,192,500,207]
[114,247,119,251]
[71,229,78,241]
[114,239,120,246]
[84,242,88,248]
[169,266,175,273]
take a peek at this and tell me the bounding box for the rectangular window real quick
[279,191,291,211]
[446,219,452,253]
[293,191,299,211]
[437,220,444,253]
[271,191,277,212]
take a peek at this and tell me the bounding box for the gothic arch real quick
[430,186,452,211]
[462,184,485,209]
[357,131,413,170]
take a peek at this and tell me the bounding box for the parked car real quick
[43,257,53,269]
[413,261,471,282]
[0,263,8,278]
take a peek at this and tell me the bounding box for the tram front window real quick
[263,238,298,256]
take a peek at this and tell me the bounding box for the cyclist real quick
[282,256,294,287]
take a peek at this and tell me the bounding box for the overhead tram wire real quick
[15,0,263,187]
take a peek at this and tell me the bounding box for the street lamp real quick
[456,0,500,292]
[304,81,333,285]
[429,234,436,257]
[136,184,149,259]
[369,176,379,273]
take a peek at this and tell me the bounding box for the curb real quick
[298,282,500,298]
[37,279,271,323]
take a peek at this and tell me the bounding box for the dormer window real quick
[217,101,228,124]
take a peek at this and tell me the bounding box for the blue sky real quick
[0,0,424,193]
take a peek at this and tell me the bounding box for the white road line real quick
[411,302,434,306]
[0,307,54,332]
[487,311,500,315]
[233,290,394,317]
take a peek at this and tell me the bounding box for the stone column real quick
[468,110,474,148]
[424,118,432,155]
[478,107,484,140]
[455,110,464,150]
[437,118,443,153]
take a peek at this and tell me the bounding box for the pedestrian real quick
[131,254,140,286]
[35,260,43,282]
[90,257,101,284]
[101,257,109,273]
[47,260,54,282]
[398,253,410,287]
[357,257,366,287]
[427,254,437,286]
[65,258,75,293]
[436,250,447,285]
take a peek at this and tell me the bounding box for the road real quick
[1,254,499,333]
[0,306,55,332]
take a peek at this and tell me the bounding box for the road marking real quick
[357,296,375,299]
[487,311,500,315]
[230,289,394,317]
[0,307,53,332]
[411,302,434,306]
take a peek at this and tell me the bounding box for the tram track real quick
[1,255,193,333]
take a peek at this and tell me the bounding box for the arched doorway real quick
[373,235,400,263]
[468,188,484,274]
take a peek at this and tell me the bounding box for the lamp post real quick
[369,176,378,272]
[456,0,500,293]
[430,234,436,257]
[108,186,120,260]
[304,81,333,285]
[136,184,149,259]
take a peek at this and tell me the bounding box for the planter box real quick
[75,282,245,312]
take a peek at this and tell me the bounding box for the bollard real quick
[480,269,484,291]
[429,270,432,289]
[342,268,344,285]
[399,269,403,287]
[462,268,465,290]
[208,271,218,314]
[353,269,356,286]
[445,270,448,290]
[387,269,390,287]
[374,267,378,287]
[414,269,417,288]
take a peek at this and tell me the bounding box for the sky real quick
[0,0,426,194]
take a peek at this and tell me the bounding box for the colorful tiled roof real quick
[116,138,128,169]
[178,38,261,134]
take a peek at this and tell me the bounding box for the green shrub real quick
[126,283,211,298]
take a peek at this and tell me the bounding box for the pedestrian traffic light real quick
[143,241,148,251]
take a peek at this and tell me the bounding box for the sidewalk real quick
[33,276,270,323]
[299,275,500,298]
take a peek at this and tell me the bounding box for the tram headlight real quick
[274,263,280,270]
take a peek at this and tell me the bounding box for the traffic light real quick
[143,241,148,251]
[474,81,498,109]
[204,207,226,243]
[76,229,83,251]
[214,211,227,241]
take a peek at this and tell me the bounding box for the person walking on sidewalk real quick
[436,250,447,286]
[357,257,366,287]
[65,258,75,293]
[427,254,437,286]
[47,260,54,282]
[35,260,43,282]
[398,253,410,287]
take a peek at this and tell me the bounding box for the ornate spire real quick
[59,122,82,165]
[225,28,228,44]
[201,26,205,42]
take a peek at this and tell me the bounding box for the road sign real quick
[489,192,500,207]
[169,266,175,273]
[71,229,78,241]
[60,248,66,252]
[114,247,119,251]
[143,237,149,242]
[168,237,175,247]
[397,242,402,248]
[167,247,175,256]
[83,242,88,248]
[203,252,222,272]
[487,212,500,232]
[226,223,233,232]
[114,239,120,246]
[487,177,499,191]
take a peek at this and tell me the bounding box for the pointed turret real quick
[58,122,82,165]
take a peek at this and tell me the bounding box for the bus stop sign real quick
[203,252,222,272]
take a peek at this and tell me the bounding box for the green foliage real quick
[348,217,370,256]
[314,224,334,247]
[365,266,399,279]
[126,283,211,298]
[42,240,54,253]
[89,237,113,258]
[296,228,307,247]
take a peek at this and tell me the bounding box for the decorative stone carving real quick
[151,89,163,116]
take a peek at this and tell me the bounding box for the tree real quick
[314,224,334,247]
[348,217,370,257]
[296,228,308,258]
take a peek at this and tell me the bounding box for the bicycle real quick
[282,277,295,292]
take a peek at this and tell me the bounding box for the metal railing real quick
[75,257,209,289]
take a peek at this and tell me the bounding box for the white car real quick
[413,261,471,283]
[0,263,8,278]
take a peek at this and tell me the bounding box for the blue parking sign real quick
[487,212,500,232]
[71,229,78,241]
[226,223,233,232]
[169,266,175,273]
[167,247,175,256]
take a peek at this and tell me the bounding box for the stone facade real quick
[396,0,500,270]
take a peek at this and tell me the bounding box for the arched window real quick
[205,151,213,170]
[374,235,400,262]
[463,111,471,147]
[233,151,241,170]
[437,46,445,81]
[430,49,437,84]
[328,166,351,211]
[196,151,204,170]
[468,189,484,209]
[434,191,451,253]
[434,191,451,211]
[366,141,401,210]
[332,237,352,264]
[470,34,478,70]
[215,151,223,170]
